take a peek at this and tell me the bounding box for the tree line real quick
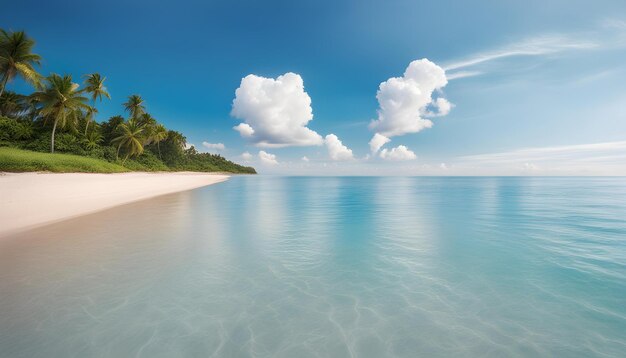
[0,29,255,173]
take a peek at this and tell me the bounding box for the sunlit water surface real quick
[1,177,625,357]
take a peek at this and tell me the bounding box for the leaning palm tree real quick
[111,119,145,162]
[81,73,110,133]
[82,106,98,134]
[0,30,42,99]
[30,74,90,153]
[123,94,145,120]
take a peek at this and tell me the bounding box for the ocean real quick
[1,176,625,357]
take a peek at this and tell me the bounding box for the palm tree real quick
[0,30,42,99]
[167,130,187,150]
[137,113,156,129]
[81,73,110,133]
[31,74,90,153]
[123,94,145,120]
[0,91,28,118]
[151,124,168,159]
[82,73,110,102]
[82,129,103,151]
[111,119,145,162]
[82,106,98,134]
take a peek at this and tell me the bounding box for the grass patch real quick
[0,147,130,173]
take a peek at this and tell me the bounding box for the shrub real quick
[0,116,34,141]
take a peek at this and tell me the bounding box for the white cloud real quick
[524,163,539,171]
[185,143,195,150]
[433,98,453,116]
[301,156,309,162]
[241,151,253,162]
[231,72,323,148]
[369,59,451,138]
[233,123,254,137]
[379,145,417,161]
[462,141,626,163]
[369,133,391,154]
[324,134,354,161]
[443,35,598,72]
[457,141,626,175]
[202,141,225,151]
[446,70,483,80]
[258,150,279,165]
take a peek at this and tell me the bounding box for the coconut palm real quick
[151,124,168,159]
[82,129,103,151]
[30,74,90,153]
[81,73,110,133]
[137,113,156,129]
[167,130,187,150]
[82,106,98,134]
[123,94,145,120]
[111,119,145,162]
[0,30,42,99]
[82,73,110,103]
[0,91,28,118]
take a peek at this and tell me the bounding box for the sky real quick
[3,0,626,175]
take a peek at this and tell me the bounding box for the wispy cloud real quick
[458,141,626,175]
[446,70,483,80]
[444,35,598,72]
[445,20,626,80]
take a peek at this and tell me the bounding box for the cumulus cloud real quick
[432,98,452,116]
[324,134,354,161]
[379,145,417,161]
[369,133,391,154]
[231,72,323,148]
[202,142,225,151]
[369,59,451,138]
[241,151,253,162]
[233,123,254,137]
[258,150,279,165]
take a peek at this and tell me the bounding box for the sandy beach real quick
[0,172,229,237]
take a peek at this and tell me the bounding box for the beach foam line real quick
[0,172,229,237]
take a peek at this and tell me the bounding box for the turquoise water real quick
[1,177,625,357]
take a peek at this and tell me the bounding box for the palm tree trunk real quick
[0,73,9,99]
[116,143,122,160]
[0,73,9,115]
[50,119,58,153]
[85,99,94,135]
[157,141,162,160]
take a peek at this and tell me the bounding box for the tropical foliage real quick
[0,30,42,99]
[30,74,91,153]
[0,29,255,174]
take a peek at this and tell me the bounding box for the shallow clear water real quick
[1,177,626,357]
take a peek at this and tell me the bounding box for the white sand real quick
[0,172,229,237]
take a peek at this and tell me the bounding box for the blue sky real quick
[3,0,626,174]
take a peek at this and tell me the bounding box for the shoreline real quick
[0,172,229,238]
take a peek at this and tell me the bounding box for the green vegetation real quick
[0,147,129,173]
[0,29,256,174]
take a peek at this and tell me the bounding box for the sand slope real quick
[0,172,229,237]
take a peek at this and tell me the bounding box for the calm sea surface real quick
[1,177,625,357]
